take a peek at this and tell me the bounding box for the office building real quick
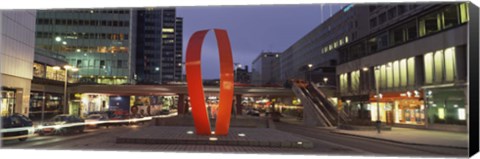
[35,8,183,85]
[135,8,183,84]
[337,3,470,132]
[251,52,282,86]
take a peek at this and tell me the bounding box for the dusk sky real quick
[177,4,345,79]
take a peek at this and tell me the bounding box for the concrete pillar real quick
[235,94,242,115]
[177,94,185,115]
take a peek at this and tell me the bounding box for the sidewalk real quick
[332,127,468,149]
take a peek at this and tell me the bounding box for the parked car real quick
[85,114,109,129]
[1,114,34,141]
[246,109,260,116]
[158,109,170,115]
[37,114,85,135]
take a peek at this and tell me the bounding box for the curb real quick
[331,131,468,150]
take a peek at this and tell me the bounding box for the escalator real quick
[306,82,350,124]
[291,81,350,127]
[291,82,334,127]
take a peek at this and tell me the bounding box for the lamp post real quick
[323,77,328,86]
[307,64,313,82]
[62,65,78,114]
[374,66,381,134]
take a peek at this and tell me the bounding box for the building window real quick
[393,60,400,88]
[442,5,459,29]
[370,17,377,28]
[386,62,393,88]
[434,50,444,83]
[424,52,434,84]
[33,63,46,78]
[400,59,407,87]
[100,60,105,69]
[368,37,378,53]
[444,47,456,82]
[76,60,83,68]
[419,12,441,37]
[377,33,388,49]
[390,27,404,45]
[407,57,415,86]
[387,7,397,20]
[460,3,469,23]
[351,70,360,91]
[406,21,417,40]
[379,12,387,24]
[398,5,407,15]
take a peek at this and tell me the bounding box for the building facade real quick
[35,8,183,85]
[251,52,282,86]
[134,8,183,84]
[337,3,470,132]
[279,4,369,85]
[0,10,37,116]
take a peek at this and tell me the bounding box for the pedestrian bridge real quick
[69,84,294,97]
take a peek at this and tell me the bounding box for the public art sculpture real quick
[185,29,234,136]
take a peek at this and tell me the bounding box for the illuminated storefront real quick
[80,94,109,117]
[368,91,425,125]
[424,87,466,126]
[0,88,16,116]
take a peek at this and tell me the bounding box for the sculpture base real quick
[116,126,313,149]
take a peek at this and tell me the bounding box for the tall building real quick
[251,52,282,86]
[337,3,470,132]
[0,10,37,116]
[134,8,183,84]
[35,8,183,85]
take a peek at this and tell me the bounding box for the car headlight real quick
[54,125,61,130]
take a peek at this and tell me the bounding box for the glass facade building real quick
[35,9,133,85]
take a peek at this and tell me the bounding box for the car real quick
[1,114,34,141]
[37,114,85,136]
[85,114,109,129]
[158,109,170,115]
[246,109,260,116]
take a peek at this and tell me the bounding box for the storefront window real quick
[424,52,434,84]
[394,99,425,125]
[46,65,65,81]
[1,89,16,116]
[380,65,387,89]
[350,70,360,91]
[426,88,466,125]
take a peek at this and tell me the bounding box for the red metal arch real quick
[185,29,234,136]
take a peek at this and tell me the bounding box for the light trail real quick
[1,112,178,137]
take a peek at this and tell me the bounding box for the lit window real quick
[345,36,349,43]
[162,28,175,33]
[460,3,469,23]
[339,39,344,46]
[458,108,466,120]
[444,47,456,82]
[334,42,338,48]
[438,108,445,120]
[424,52,434,84]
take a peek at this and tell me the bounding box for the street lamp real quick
[61,65,79,114]
[307,64,313,82]
[323,77,328,86]
[374,66,381,134]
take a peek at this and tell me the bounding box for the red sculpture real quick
[185,29,234,136]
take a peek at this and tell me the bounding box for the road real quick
[0,117,469,157]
